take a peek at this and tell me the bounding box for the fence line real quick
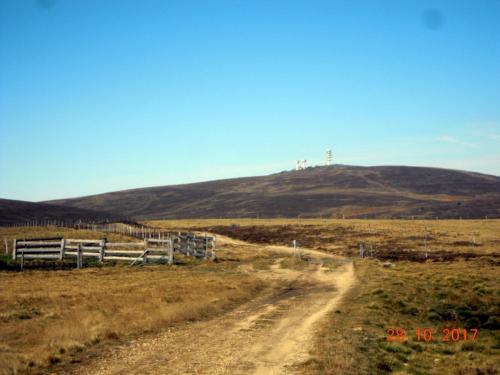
[12,234,215,269]
[3,219,217,253]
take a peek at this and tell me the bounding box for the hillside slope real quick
[0,199,124,226]
[45,165,500,219]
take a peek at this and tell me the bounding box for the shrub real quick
[465,317,481,329]
[482,316,500,330]
[402,306,419,316]
[427,312,442,322]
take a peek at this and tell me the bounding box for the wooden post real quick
[471,232,477,246]
[189,237,193,257]
[4,238,8,255]
[212,235,216,260]
[204,233,208,259]
[60,238,66,261]
[99,238,106,262]
[12,239,17,260]
[77,244,82,269]
[143,238,148,264]
[20,249,24,271]
[168,238,173,265]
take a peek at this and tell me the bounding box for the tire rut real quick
[72,246,356,375]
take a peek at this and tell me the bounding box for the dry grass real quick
[0,265,263,374]
[150,218,500,258]
[145,218,316,228]
[0,226,268,375]
[146,217,500,235]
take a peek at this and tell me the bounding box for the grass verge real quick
[0,264,264,374]
[301,258,499,374]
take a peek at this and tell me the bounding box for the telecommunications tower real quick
[326,149,332,166]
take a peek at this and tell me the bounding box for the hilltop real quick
[0,199,124,226]
[44,165,500,219]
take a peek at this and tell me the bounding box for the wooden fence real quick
[12,234,215,269]
[12,237,65,269]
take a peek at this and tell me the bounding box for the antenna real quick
[326,149,332,166]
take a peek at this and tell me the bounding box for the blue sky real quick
[1,0,499,201]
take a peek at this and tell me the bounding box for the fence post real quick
[188,237,193,257]
[4,238,8,255]
[21,249,24,270]
[99,238,106,262]
[60,238,66,261]
[12,239,17,260]
[143,238,148,264]
[212,235,216,260]
[168,238,173,265]
[204,233,208,259]
[77,244,82,269]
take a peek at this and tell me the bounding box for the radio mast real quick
[326,149,332,166]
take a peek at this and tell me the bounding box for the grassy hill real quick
[0,199,124,226]
[45,165,500,219]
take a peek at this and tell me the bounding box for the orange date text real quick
[386,328,478,342]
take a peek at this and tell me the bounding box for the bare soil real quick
[69,245,355,375]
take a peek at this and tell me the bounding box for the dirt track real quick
[73,243,356,375]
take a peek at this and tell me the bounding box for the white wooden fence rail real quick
[12,234,215,269]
